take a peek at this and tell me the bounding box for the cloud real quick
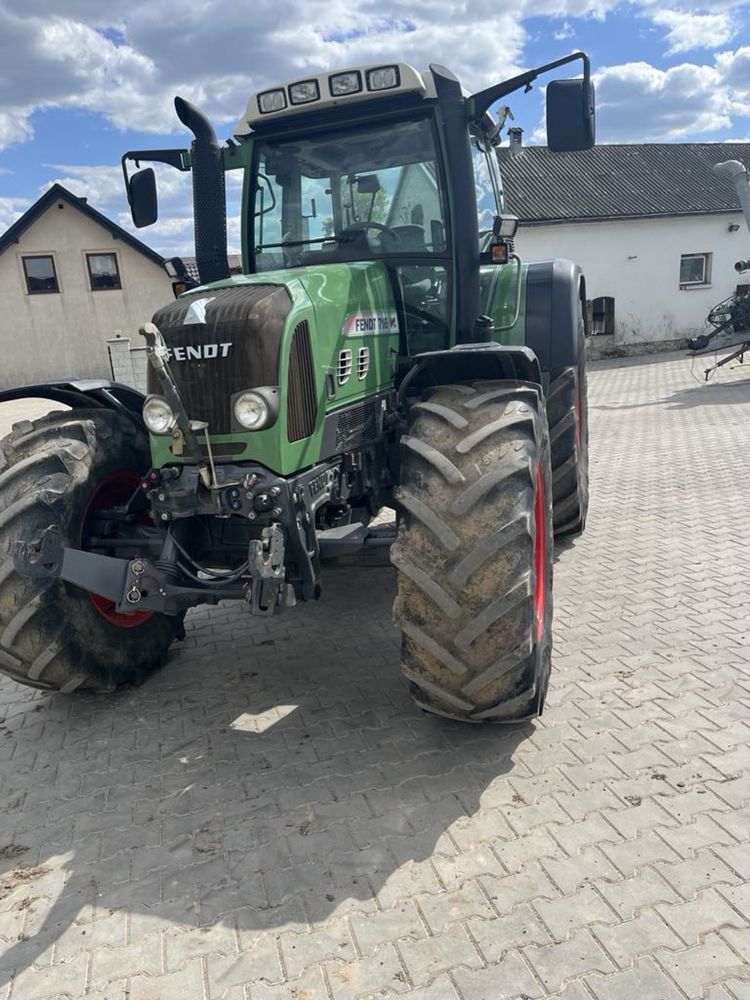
[0,0,632,150]
[525,44,750,144]
[0,195,31,231]
[651,9,736,54]
[554,21,576,40]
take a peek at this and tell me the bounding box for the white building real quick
[499,141,750,353]
[0,184,174,388]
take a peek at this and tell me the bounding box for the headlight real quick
[143,396,175,435]
[329,71,362,96]
[233,387,279,430]
[258,89,287,114]
[289,80,319,105]
[366,66,400,91]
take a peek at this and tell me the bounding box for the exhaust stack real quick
[174,97,230,286]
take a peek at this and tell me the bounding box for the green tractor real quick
[0,53,594,720]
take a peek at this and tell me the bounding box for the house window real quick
[680,252,712,287]
[86,253,121,290]
[22,255,59,294]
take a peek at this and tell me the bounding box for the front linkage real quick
[13,321,393,619]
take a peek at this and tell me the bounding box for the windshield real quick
[251,117,448,272]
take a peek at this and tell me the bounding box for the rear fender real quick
[408,343,542,391]
[0,380,146,429]
[525,259,586,371]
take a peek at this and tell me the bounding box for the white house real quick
[0,184,174,388]
[498,140,750,353]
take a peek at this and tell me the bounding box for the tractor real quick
[0,53,594,721]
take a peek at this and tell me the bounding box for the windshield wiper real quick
[256,236,342,250]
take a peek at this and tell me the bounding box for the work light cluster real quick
[257,66,401,115]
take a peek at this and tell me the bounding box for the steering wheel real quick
[340,221,402,246]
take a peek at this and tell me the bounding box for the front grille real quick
[335,397,381,452]
[287,321,317,442]
[150,284,292,435]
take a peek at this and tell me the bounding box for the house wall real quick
[0,197,173,388]
[514,212,750,345]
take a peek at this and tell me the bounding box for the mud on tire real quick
[392,381,554,722]
[0,409,181,693]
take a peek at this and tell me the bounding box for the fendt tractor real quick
[0,54,595,721]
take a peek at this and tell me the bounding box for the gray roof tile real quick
[497,143,750,224]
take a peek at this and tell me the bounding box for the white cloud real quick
[0,195,31,231]
[554,21,576,40]
[0,0,632,149]
[651,10,736,54]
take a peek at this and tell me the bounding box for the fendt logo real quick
[166,343,232,361]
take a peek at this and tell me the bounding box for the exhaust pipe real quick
[714,160,750,237]
[174,97,230,286]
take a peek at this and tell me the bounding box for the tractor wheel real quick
[392,381,553,722]
[548,301,589,536]
[0,409,181,693]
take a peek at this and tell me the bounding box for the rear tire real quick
[549,300,589,536]
[0,409,180,693]
[392,381,553,722]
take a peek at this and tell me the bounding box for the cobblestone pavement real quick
[1,352,750,999]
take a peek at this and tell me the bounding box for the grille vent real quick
[287,321,317,442]
[337,349,353,385]
[334,397,382,452]
[356,346,370,380]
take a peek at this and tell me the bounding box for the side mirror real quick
[546,78,595,151]
[128,168,158,228]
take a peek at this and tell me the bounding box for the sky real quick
[0,0,749,257]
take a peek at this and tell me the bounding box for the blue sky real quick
[0,0,748,255]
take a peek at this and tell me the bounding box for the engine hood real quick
[150,282,292,434]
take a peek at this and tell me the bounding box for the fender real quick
[407,343,542,392]
[524,259,585,371]
[0,379,146,429]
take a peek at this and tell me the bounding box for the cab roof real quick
[234,63,440,136]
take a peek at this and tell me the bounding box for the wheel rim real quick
[533,464,546,642]
[82,471,153,628]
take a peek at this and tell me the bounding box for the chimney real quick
[508,126,524,155]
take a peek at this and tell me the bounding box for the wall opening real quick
[591,296,615,336]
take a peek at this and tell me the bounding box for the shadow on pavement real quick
[0,565,534,989]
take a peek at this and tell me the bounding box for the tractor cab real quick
[123,53,594,360]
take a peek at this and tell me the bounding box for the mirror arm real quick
[121,149,190,208]
[468,51,591,121]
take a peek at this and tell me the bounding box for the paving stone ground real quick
[1,351,750,999]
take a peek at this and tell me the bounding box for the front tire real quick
[0,409,180,693]
[392,381,553,722]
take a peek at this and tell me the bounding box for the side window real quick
[22,255,59,294]
[87,253,121,290]
[253,169,284,271]
[679,252,712,288]
[300,174,334,243]
[471,137,502,235]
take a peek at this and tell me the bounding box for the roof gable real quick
[0,183,165,266]
[497,142,750,224]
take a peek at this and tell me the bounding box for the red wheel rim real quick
[533,465,546,642]
[82,471,153,628]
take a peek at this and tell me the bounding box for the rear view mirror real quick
[546,78,595,151]
[357,175,380,194]
[128,168,158,228]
